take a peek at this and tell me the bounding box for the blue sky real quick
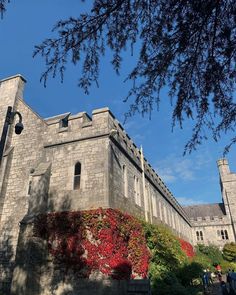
[1,0,236,205]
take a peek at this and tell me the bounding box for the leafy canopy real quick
[3,1,236,153]
[0,0,9,18]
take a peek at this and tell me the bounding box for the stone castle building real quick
[0,74,236,294]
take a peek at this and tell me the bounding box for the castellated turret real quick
[217,158,236,240]
[218,158,230,177]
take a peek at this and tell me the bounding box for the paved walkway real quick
[209,281,222,295]
[205,275,234,295]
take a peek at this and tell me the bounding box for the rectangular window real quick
[200,231,204,240]
[74,162,81,190]
[134,176,141,206]
[123,165,128,198]
[163,206,167,224]
[152,194,157,217]
[172,210,175,229]
[27,180,32,195]
[159,201,163,221]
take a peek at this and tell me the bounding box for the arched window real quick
[196,231,199,240]
[123,165,128,198]
[74,162,81,190]
[221,230,225,239]
[27,180,32,195]
[134,176,141,206]
[200,231,204,240]
[134,176,137,203]
[196,231,203,241]
[136,177,141,206]
[220,230,229,240]
[159,201,163,221]
[225,230,229,240]
[152,194,157,217]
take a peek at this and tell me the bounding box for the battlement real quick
[190,215,223,222]
[42,106,190,224]
[0,74,26,84]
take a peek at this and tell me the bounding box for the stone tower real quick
[0,75,47,294]
[217,158,236,240]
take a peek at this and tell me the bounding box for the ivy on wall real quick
[179,239,194,258]
[34,207,195,283]
[34,208,150,279]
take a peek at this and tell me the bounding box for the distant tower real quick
[0,75,26,153]
[217,159,236,241]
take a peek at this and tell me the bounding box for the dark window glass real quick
[200,231,204,240]
[196,231,199,241]
[28,180,32,195]
[74,162,81,190]
[221,230,225,239]
[225,230,229,240]
[60,117,68,128]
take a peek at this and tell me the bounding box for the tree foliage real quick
[0,0,9,18]
[142,222,202,295]
[223,242,236,262]
[142,222,187,271]
[3,1,236,152]
[197,244,223,265]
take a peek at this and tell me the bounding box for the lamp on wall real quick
[0,106,24,167]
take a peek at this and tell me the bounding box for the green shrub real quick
[223,243,236,262]
[142,222,202,295]
[152,271,190,295]
[142,222,187,271]
[177,262,203,286]
[196,244,223,265]
[192,251,212,270]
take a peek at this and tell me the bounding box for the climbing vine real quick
[34,208,150,279]
[179,239,194,258]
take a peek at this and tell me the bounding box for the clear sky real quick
[1,0,236,205]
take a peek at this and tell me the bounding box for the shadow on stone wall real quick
[43,262,149,295]
[0,217,15,295]
[10,191,151,295]
[47,190,73,212]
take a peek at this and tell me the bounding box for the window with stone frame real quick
[225,230,229,240]
[134,175,141,206]
[27,180,32,195]
[152,193,157,217]
[200,231,204,240]
[74,162,81,190]
[123,165,128,198]
[196,231,199,240]
[59,113,70,128]
[220,229,229,240]
[163,205,167,224]
[196,231,204,241]
[159,201,163,221]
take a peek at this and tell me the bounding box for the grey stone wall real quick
[190,216,234,248]
[0,76,47,294]
[107,113,192,242]
[1,74,236,294]
[218,159,236,237]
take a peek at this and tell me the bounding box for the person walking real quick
[218,271,223,283]
[221,281,229,295]
[202,270,209,292]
